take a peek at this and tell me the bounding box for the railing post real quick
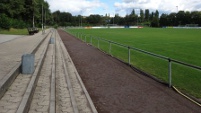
[109,41,111,54]
[98,38,100,49]
[90,36,92,45]
[168,58,172,87]
[128,46,130,65]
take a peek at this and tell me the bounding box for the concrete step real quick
[57,31,98,113]
[0,30,51,99]
[0,30,52,113]
[0,29,97,113]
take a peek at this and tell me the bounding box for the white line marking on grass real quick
[136,41,200,46]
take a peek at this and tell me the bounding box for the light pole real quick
[80,11,83,28]
[81,15,82,28]
[113,13,115,25]
[176,6,178,13]
[33,0,36,28]
[42,0,46,34]
[113,16,114,25]
[42,3,44,34]
[44,9,46,33]
[33,14,35,28]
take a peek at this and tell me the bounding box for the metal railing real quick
[71,32,201,89]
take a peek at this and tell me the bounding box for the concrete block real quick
[50,37,55,44]
[22,54,35,74]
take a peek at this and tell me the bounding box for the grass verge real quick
[0,28,29,35]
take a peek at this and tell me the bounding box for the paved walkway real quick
[0,31,51,113]
[0,34,25,44]
[0,29,97,113]
[0,31,50,81]
[58,29,201,113]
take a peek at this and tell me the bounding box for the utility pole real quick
[44,9,46,33]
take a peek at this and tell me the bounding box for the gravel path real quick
[58,29,201,113]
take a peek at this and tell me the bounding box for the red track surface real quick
[58,29,201,113]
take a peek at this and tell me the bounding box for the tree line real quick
[53,9,201,27]
[1,0,201,30]
[0,0,51,30]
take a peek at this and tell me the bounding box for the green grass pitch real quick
[66,28,201,98]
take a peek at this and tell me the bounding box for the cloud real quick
[114,0,201,15]
[46,0,201,17]
[46,0,106,15]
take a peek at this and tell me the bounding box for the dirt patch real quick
[58,29,201,113]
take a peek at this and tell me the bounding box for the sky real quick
[46,0,201,17]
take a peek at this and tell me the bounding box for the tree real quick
[184,11,191,24]
[149,12,154,21]
[167,13,177,26]
[159,14,168,26]
[151,10,159,27]
[151,17,159,27]
[145,9,149,21]
[155,10,159,18]
[0,0,25,19]
[131,9,135,15]
[0,14,11,30]
[176,11,186,25]
[58,12,72,26]
[128,9,137,25]
[191,11,201,26]
[140,9,144,22]
[86,15,102,25]
[112,14,119,25]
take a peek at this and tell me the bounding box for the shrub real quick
[53,24,58,29]
[0,14,11,30]
[11,19,27,29]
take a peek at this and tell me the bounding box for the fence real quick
[68,31,201,99]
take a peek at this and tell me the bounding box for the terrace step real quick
[0,29,97,113]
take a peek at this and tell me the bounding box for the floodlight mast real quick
[113,12,115,25]
[80,11,82,28]
[81,16,82,27]
[113,16,114,25]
